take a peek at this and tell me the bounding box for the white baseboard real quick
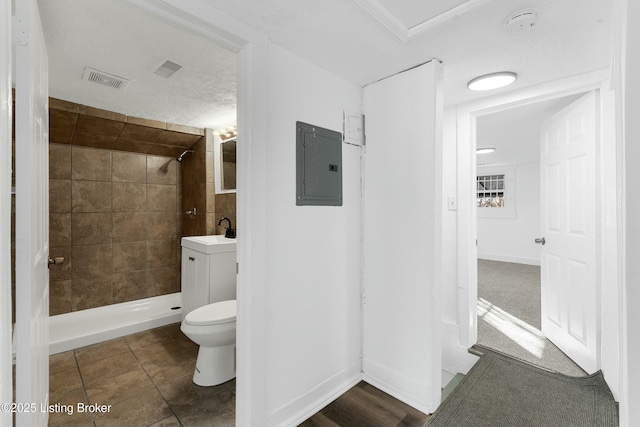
[266,361,362,427]
[362,358,436,414]
[478,253,540,266]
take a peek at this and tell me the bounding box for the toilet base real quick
[193,343,236,386]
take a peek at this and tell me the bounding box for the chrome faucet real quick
[218,217,236,238]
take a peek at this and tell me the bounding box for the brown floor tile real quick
[159,323,182,338]
[178,338,199,356]
[132,339,189,363]
[85,368,155,406]
[162,323,199,355]
[55,415,95,427]
[50,365,83,395]
[74,338,130,366]
[93,389,172,427]
[48,388,89,427]
[50,351,77,375]
[224,379,236,395]
[123,327,173,351]
[172,387,235,427]
[78,351,141,387]
[48,327,240,427]
[141,354,196,386]
[149,415,182,427]
[158,374,229,414]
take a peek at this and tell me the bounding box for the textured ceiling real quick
[37,0,612,128]
[39,0,237,130]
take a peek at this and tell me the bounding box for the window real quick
[477,166,516,219]
[477,174,505,208]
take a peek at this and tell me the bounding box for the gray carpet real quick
[477,260,586,377]
[426,350,618,427]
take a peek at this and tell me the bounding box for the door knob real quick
[48,257,65,267]
[534,237,546,245]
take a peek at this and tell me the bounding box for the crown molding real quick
[353,0,502,44]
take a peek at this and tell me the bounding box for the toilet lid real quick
[184,300,236,326]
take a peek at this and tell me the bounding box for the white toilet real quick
[180,299,236,386]
[180,235,237,386]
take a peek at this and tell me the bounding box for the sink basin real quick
[181,235,237,254]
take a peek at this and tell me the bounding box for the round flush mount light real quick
[477,147,496,155]
[467,72,517,91]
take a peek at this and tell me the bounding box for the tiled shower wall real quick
[183,130,237,237]
[10,96,237,318]
[48,145,182,315]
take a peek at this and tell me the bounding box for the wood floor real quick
[299,381,431,427]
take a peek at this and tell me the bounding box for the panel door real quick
[540,91,598,374]
[15,0,50,425]
[0,0,13,425]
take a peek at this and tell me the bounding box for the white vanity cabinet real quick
[181,235,237,321]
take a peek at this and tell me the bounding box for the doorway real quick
[8,1,265,424]
[474,95,587,376]
[453,71,617,380]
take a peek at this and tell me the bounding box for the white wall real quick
[441,108,458,326]
[362,61,442,413]
[477,162,541,265]
[440,108,479,384]
[262,44,363,426]
[599,86,621,401]
[621,0,640,425]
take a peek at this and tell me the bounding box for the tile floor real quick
[48,323,235,427]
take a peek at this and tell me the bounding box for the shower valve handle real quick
[48,257,65,267]
[185,207,197,219]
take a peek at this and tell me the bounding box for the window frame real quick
[476,166,517,219]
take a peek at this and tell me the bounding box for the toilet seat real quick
[184,300,236,326]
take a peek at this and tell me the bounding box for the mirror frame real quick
[214,133,236,194]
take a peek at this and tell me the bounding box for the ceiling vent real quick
[82,67,128,90]
[503,9,538,34]
[154,60,183,78]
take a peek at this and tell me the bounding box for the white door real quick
[362,61,442,413]
[0,0,13,425]
[539,91,598,374]
[15,0,50,425]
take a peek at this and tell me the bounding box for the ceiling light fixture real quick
[467,72,517,91]
[477,148,496,155]
[217,125,237,141]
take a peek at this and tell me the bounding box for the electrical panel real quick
[296,121,343,206]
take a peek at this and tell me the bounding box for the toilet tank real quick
[181,235,237,321]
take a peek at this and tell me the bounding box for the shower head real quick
[176,149,194,162]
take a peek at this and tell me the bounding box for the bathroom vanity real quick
[181,235,237,321]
